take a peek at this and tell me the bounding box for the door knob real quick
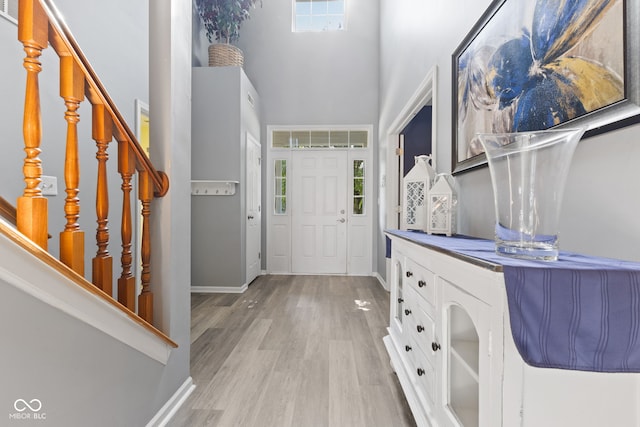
[337,218,346,223]
[248,215,254,220]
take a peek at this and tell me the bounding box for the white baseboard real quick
[374,272,388,291]
[146,376,195,427]
[191,284,248,294]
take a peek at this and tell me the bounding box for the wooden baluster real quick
[17,0,49,249]
[59,56,85,275]
[91,102,113,294]
[118,140,136,311]
[138,170,153,324]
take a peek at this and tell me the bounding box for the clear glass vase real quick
[476,128,586,261]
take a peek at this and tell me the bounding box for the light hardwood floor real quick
[169,275,416,427]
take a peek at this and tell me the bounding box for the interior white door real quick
[246,133,261,285]
[291,150,348,273]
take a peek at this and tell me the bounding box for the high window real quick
[293,0,345,32]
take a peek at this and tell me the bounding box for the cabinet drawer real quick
[405,257,436,309]
[409,334,436,406]
[413,301,437,360]
[403,287,437,367]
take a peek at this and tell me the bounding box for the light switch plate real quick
[40,175,58,196]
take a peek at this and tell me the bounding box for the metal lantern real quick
[402,155,436,232]
[427,173,457,236]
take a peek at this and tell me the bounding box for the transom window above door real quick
[293,0,345,32]
[272,129,367,148]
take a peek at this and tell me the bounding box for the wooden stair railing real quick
[0,195,17,227]
[15,0,172,334]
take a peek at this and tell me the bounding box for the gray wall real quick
[192,0,209,66]
[378,0,640,276]
[0,0,191,423]
[0,278,170,426]
[220,0,380,271]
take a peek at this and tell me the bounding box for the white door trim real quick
[384,67,437,285]
[245,132,261,284]
[266,125,373,275]
[133,99,150,309]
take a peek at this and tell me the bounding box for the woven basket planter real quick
[208,44,244,67]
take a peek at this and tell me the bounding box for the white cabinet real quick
[384,232,640,427]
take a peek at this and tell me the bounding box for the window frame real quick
[292,0,346,33]
[273,159,288,215]
[352,159,365,216]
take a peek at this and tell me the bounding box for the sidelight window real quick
[353,160,365,215]
[274,159,287,214]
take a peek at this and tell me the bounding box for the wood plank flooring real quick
[168,275,416,427]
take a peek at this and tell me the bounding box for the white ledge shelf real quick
[191,180,239,196]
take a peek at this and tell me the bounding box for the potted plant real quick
[196,0,262,67]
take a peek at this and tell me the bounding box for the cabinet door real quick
[439,279,493,427]
[389,249,405,338]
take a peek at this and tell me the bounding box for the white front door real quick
[291,150,348,273]
[246,133,261,284]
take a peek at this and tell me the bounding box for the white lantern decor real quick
[427,173,457,236]
[401,155,436,232]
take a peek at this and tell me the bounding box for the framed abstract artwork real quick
[452,0,640,174]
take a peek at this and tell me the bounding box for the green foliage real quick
[196,0,262,44]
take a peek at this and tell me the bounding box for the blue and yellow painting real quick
[457,0,624,161]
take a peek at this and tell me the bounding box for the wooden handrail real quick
[40,0,168,197]
[15,0,171,330]
[0,195,17,226]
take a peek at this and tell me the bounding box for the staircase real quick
[0,1,195,425]
[2,0,176,351]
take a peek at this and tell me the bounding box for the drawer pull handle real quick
[404,309,412,316]
[416,325,425,333]
[431,342,441,352]
[397,297,404,304]
[405,345,412,352]
[417,368,425,377]
[418,280,426,288]
[406,271,413,278]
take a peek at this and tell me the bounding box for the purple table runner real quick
[387,230,640,372]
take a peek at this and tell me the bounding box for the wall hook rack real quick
[190,180,239,196]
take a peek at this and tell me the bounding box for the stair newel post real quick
[58,56,86,275]
[91,100,113,295]
[138,170,153,324]
[17,0,49,250]
[117,140,136,311]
